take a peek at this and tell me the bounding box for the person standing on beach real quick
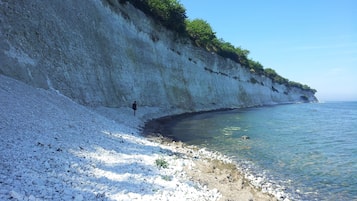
[132,101,137,116]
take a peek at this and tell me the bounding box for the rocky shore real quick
[146,134,278,201]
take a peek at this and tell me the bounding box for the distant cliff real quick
[0,0,317,114]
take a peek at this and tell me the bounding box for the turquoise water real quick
[164,102,357,200]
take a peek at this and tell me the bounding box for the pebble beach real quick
[0,75,277,201]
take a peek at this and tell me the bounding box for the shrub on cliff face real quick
[123,0,186,34]
[264,68,289,85]
[248,60,264,75]
[150,0,186,33]
[213,38,250,67]
[185,23,251,68]
[185,19,216,47]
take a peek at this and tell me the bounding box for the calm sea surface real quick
[163,102,357,200]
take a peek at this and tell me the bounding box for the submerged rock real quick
[241,135,250,140]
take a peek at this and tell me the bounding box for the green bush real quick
[125,0,186,34]
[155,158,169,169]
[161,175,172,181]
[185,19,216,46]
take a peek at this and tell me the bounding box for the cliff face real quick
[0,0,317,114]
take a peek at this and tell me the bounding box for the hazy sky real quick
[180,0,357,101]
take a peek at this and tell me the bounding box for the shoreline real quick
[144,133,279,201]
[84,104,282,201]
[143,118,280,201]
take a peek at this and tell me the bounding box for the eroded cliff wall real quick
[0,0,317,114]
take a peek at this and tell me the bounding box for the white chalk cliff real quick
[0,0,317,115]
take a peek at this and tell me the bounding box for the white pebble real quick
[28,195,36,201]
[74,194,84,201]
[10,190,23,200]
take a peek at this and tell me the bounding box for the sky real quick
[179,0,357,101]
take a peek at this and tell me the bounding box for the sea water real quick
[163,102,357,200]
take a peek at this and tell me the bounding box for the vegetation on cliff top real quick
[118,0,316,93]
